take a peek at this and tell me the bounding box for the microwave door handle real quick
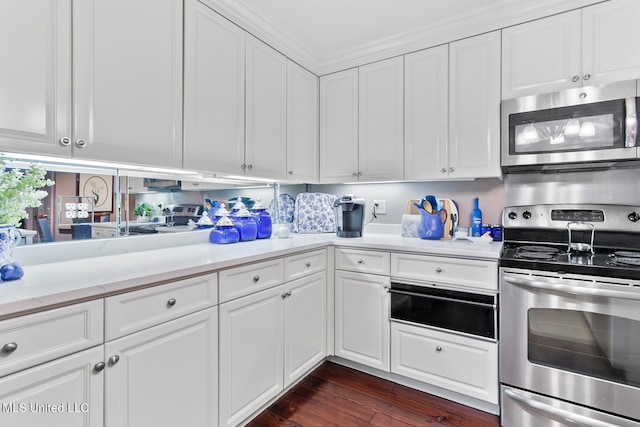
[504,389,622,427]
[625,97,637,147]
[503,273,640,301]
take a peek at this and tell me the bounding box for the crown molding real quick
[200,0,607,77]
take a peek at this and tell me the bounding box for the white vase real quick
[0,224,21,266]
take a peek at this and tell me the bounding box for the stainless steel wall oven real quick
[500,204,640,426]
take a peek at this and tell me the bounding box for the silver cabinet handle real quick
[247,164,253,170]
[448,167,454,173]
[94,362,106,373]
[357,259,363,264]
[583,73,591,81]
[357,172,362,177]
[253,275,260,283]
[167,298,176,308]
[352,172,358,177]
[288,171,293,175]
[441,168,447,173]
[504,388,620,427]
[305,261,311,268]
[435,267,443,273]
[241,163,246,170]
[59,137,71,146]
[108,355,120,366]
[281,292,288,299]
[281,291,292,299]
[382,283,390,293]
[75,139,87,148]
[571,75,580,82]
[579,92,587,99]
[435,346,442,352]
[2,342,18,354]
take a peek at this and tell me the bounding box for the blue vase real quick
[231,208,258,241]
[417,209,448,240]
[251,199,272,239]
[209,217,240,244]
[0,224,23,281]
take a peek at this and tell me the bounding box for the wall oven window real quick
[528,308,640,388]
[390,282,496,340]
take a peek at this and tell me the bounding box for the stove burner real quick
[516,252,558,260]
[612,251,640,259]
[608,257,640,267]
[517,245,561,253]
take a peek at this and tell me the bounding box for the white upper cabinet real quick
[449,31,501,179]
[503,0,640,99]
[582,0,640,85]
[358,57,404,182]
[73,0,183,167]
[404,45,449,180]
[287,61,319,183]
[0,0,182,168]
[502,10,581,99]
[183,0,245,175]
[0,0,72,156]
[245,35,287,180]
[320,68,359,183]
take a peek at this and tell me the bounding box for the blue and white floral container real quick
[0,224,24,281]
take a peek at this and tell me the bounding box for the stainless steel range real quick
[499,204,640,427]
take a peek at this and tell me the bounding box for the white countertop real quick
[0,230,501,320]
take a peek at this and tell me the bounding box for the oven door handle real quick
[503,274,640,301]
[389,289,496,309]
[504,388,622,427]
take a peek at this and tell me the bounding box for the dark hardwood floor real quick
[247,361,500,427]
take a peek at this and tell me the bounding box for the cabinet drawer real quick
[335,248,390,275]
[219,258,284,303]
[0,300,103,377]
[284,249,327,282]
[391,322,498,404]
[391,253,497,291]
[105,273,217,341]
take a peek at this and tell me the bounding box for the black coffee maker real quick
[334,195,365,237]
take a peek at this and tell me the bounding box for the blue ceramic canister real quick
[209,216,239,244]
[212,203,230,222]
[251,198,272,239]
[232,207,258,241]
[229,200,246,216]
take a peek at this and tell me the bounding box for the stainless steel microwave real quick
[501,80,638,172]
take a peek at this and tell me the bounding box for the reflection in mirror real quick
[7,156,306,245]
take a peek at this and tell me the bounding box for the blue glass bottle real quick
[471,197,483,237]
[251,198,272,239]
[209,216,239,244]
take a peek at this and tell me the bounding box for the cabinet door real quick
[219,286,284,427]
[404,45,449,180]
[449,31,501,179]
[334,270,390,372]
[183,0,245,175]
[358,57,404,182]
[0,346,103,427]
[320,69,359,183]
[284,271,327,387]
[104,307,217,427]
[583,0,640,85]
[287,60,319,183]
[502,10,581,99]
[73,0,182,168]
[245,35,287,180]
[0,0,72,157]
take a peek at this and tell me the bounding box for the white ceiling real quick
[204,0,605,75]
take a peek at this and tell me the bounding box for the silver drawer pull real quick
[59,137,71,146]
[94,362,106,373]
[435,346,442,352]
[305,261,311,267]
[2,342,18,354]
[357,259,363,264]
[167,298,176,308]
[75,138,87,148]
[108,355,120,366]
[435,267,443,273]
[253,275,260,283]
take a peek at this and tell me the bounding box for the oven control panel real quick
[502,204,640,230]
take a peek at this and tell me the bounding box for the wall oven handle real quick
[389,289,496,309]
[503,274,640,301]
[504,388,621,427]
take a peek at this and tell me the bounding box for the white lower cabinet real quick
[0,345,104,427]
[104,307,218,427]
[334,270,390,372]
[391,322,498,404]
[219,270,327,426]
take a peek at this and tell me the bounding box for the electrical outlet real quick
[373,200,387,215]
